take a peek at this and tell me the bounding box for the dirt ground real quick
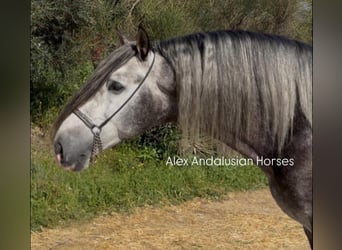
[31,188,309,250]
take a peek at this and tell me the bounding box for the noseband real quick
[73,52,156,160]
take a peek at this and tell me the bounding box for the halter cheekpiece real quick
[73,52,156,160]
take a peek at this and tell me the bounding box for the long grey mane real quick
[156,30,312,153]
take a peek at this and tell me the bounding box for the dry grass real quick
[31,189,309,250]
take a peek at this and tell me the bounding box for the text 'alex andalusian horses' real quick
[53,27,312,248]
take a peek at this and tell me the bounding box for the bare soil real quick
[31,188,309,250]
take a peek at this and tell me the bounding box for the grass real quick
[31,137,267,232]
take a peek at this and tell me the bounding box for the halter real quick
[73,52,156,160]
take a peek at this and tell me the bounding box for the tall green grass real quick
[31,142,267,231]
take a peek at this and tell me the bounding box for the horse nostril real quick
[54,141,64,166]
[54,141,63,156]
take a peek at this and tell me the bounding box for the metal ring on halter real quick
[91,126,101,136]
[73,51,156,161]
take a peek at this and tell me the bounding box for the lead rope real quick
[91,127,103,160]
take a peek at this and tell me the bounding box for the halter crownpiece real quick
[73,52,156,161]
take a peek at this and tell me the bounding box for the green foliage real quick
[31,142,267,231]
[136,123,180,159]
[292,0,312,44]
[31,0,117,125]
[31,0,312,126]
[184,0,311,40]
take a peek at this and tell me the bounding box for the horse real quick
[53,27,312,248]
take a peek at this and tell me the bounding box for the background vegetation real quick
[31,0,312,231]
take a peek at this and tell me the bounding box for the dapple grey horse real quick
[53,27,312,248]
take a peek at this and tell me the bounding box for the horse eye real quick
[107,80,124,93]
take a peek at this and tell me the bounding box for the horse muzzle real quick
[54,137,91,171]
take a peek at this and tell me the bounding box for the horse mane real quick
[156,30,312,153]
[53,44,136,137]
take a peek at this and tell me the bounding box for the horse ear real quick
[136,26,150,61]
[116,29,129,45]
